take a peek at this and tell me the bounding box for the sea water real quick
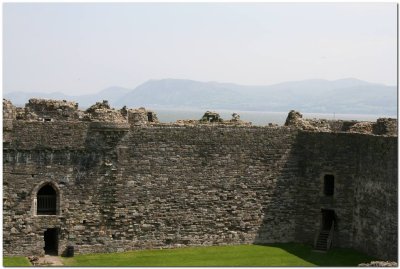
[152,108,396,126]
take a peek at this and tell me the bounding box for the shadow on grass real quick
[254,243,375,267]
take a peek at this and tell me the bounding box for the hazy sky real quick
[3,3,397,95]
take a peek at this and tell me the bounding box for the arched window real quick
[37,184,57,215]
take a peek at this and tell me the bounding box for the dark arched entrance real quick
[37,184,57,215]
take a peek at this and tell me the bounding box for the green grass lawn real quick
[3,256,31,267]
[62,243,374,266]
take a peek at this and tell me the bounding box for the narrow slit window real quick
[324,175,334,196]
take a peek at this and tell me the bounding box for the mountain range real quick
[3,78,397,115]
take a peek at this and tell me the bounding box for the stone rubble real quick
[359,261,398,267]
[284,110,397,136]
[200,111,224,123]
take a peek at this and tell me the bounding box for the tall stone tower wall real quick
[294,132,397,260]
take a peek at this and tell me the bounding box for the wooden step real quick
[314,229,330,251]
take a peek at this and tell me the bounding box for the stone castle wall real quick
[352,135,397,260]
[3,99,398,261]
[294,132,397,260]
[3,123,301,255]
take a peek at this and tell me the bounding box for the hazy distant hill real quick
[4,78,397,115]
[4,91,72,107]
[114,78,396,115]
[4,86,131,108]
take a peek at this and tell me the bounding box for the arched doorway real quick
[37,184,57,215]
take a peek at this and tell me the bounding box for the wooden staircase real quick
[314,222,334,252]
[314,230,330,251]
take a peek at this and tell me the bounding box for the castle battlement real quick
[3,97,398,261]
[3,98,397,136]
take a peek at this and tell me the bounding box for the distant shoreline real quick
[152,109,397,126]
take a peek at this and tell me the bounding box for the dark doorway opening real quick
[321,209,335,230]
[44,228,58,255]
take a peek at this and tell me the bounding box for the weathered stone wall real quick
[24,98,80,121]
[5,121,89,149]
[352,135,397,260]
[373,118,397,136]
[3,150,101,256]
[3,99,16,143]
[294,132,397,260]
[3,100,397,261]
[293,132,360,248]
[285,110,397,136]
[3,99,16,128]
[111,126,300,252]
[3,123,301,256]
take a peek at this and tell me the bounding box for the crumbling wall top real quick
[3,99,16,120]
[3,98,396,135]
[27,98,78,110]
[17,98,81,121]
[127,107,159,125]
[83,100,127,122]
[85,100,111,113]
[284,110,397,136]
[284,110,330,131]
[3,99,16,132]
[192,111,251,126]
[373,118,397,136]
[200,111,224,123]
[7,98,161,125]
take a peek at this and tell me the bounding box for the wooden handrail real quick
[326,221,335,250]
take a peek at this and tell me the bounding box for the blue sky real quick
[3,3,397,95]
